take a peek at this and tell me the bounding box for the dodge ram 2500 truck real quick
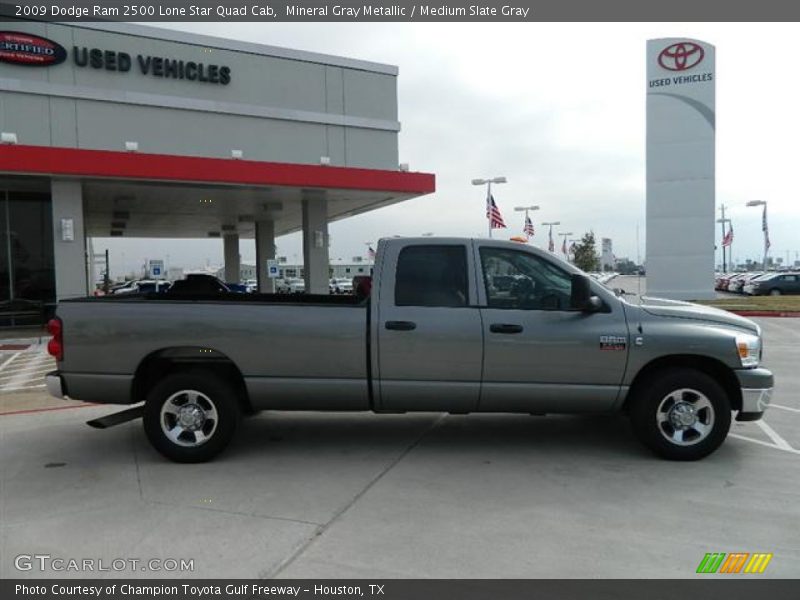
[46,237,773,463]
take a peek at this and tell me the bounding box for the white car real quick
[113,279,160,294]
[277,278,305,294]
[330,278,354,294]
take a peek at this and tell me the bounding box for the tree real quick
[572,231,599,272]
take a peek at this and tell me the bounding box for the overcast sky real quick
[97,22,800,277]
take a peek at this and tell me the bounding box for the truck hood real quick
[631,295,760,334]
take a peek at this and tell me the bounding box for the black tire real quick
[629,368,731,461]
[769,289,782,296]
[143,371,240,463]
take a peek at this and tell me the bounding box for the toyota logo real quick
[658,42,704,71]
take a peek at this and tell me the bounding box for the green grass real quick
[695,296,800,312]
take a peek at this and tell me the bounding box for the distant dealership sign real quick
[0,31,231,85]
[0,32,67,66]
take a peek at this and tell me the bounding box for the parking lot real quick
[1,317,799,579]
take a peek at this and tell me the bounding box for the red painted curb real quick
[730,310,800,318]
[0,403,96,417]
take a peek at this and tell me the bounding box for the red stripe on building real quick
[0,145,436,194]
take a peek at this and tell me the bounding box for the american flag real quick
[523,215,535,237]
[367,246,376,260]
[548,228,555,252]
[762,208,771,249]
[486,194,506,229]
[722,223,733,247]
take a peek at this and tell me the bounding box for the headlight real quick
[735,333,761,368]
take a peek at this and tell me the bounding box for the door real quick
[376,243,483,412]
[477,245,629,413]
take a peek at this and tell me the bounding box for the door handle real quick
[385,320,417,331]
[490,323,524,334]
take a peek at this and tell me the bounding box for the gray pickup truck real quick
[46,237,773,462]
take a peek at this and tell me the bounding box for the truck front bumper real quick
[735,367,774,421]
[45,371,66,399]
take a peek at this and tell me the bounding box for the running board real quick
[87,405,144,429]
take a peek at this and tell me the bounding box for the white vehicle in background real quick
[113,279,162,294]
[244,279,258,293]
[330,278,354,294]
[277,278,305,294]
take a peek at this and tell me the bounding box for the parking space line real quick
[0,352,21,372]
[0,365,53,378]
[756,420,796,452]
[0,384,46,393]
[771,403,800,414]
[729,433,800,455]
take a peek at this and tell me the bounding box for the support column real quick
[255,220,276,293]
[223,233,240,283]
[302,197,329,295]
[51,179,88,300]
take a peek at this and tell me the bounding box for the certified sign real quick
[0,32,67,67]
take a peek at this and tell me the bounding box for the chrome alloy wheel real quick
[656,388,715,446]
[160,390,219,447]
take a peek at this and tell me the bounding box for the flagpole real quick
[746,200,769,271]
[472,176,507,239]
[487,181,492,239]
[763,204,769,270]
[717,204,727,273]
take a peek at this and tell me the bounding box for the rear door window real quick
[395,245,468,307]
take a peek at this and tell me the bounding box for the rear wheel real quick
[769,288,782,296]
[143,371,240,463]
[630,368,731,460]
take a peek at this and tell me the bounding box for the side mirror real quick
[570,274,602,312]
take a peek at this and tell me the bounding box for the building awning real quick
[0,145,436,238]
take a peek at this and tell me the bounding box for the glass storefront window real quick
[0,190,55,326]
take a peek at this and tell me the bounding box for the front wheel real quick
[629,368,731,460]
[143,371,240,463]
[769,288,782,296]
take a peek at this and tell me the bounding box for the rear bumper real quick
[45,371,65,399]
[735,367,773,421]
[46,371,133,404]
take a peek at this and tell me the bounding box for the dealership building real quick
[0,21,434,323]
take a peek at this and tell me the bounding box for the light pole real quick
[514,205,539,241]
[542,221,560,252]
[746,200,769,270]
[558,232,573,258]
[472,176,507,238]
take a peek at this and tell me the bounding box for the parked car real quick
[168,274,230,294]
[730,272,763,294]
[277,277,305,294]
[46,237,772,463]
[136,281,171,294]
[112,279,167,294]
[329,278,354,294]
[746,272,800,296]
